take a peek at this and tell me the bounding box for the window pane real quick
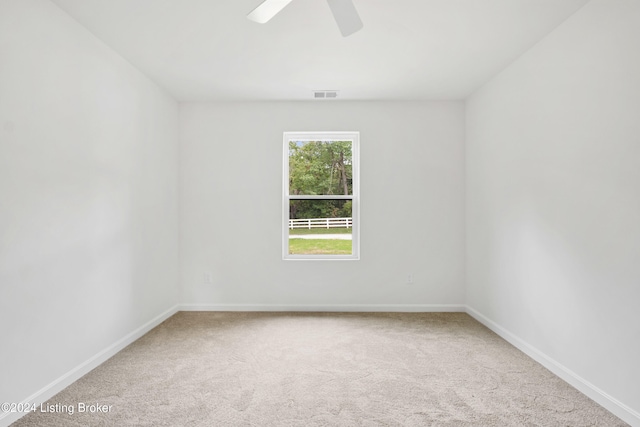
[289,140,352,196]
[288,199,352,255]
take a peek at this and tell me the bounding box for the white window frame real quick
[283,131,360,261]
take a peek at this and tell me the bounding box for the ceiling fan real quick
[247,0,363,37]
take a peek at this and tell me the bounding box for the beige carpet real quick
[13,312,627,426]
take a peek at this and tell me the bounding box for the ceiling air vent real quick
[314,90,339,99]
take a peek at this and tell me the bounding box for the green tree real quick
[289,141,352,219]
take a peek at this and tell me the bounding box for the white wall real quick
[180,102,465,308]
[0,0,179,415]
[466,0,640,421]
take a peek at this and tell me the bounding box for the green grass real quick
[289,227,352,235]
[288,239,352,255]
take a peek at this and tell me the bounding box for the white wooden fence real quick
[289,217,352,229]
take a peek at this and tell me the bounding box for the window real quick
[283,132,360,260]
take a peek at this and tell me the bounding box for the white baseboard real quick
[465,305,640,427]
[178,303,466,312]
[0,305,179,427]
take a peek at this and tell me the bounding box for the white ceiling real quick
[50,0,589,101]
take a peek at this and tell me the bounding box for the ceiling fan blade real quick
[326,0,363,37]
[247,0,294,24]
